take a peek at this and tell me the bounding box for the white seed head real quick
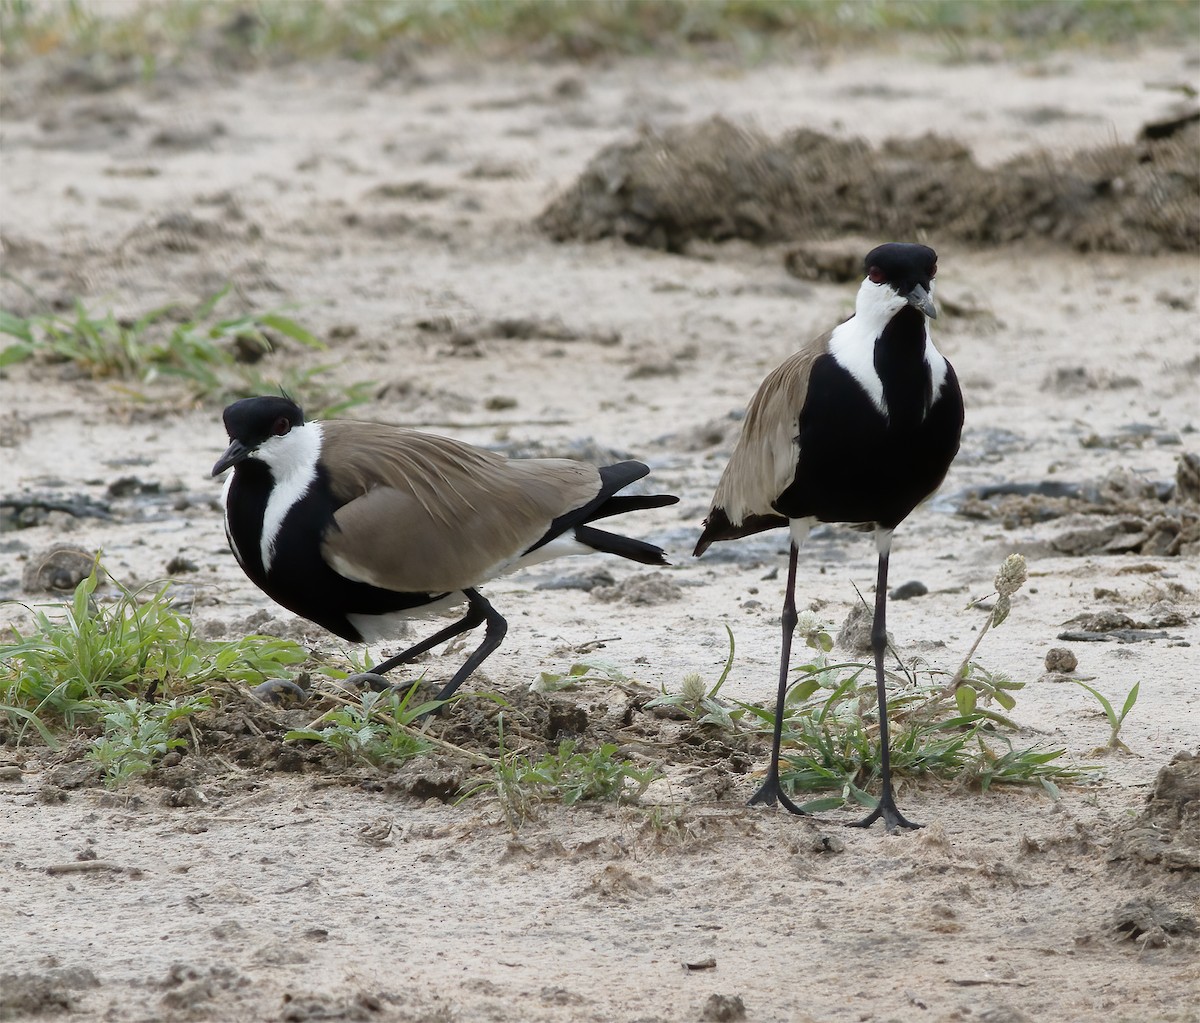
[995,554,1028,598]
[992,593,1012,627]
[680,672,707,703]
[794,610,825,641]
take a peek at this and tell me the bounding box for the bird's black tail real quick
[693,507,789,557]
[525,460,678,563]
[574,523,670,566]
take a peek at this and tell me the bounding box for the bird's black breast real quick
[773,344,963,530]
[224,463,440,642]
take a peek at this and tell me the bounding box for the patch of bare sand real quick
[2,45,1199,1023]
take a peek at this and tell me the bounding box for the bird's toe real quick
[344,672,394,692]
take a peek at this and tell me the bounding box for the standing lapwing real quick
[213,396,678,702]
[694,243,964,831]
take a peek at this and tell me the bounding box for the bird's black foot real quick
[850,794,922,833]
[251,678,308,706]
[748,770,809,816]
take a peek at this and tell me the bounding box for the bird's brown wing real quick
[319,422,600,593]
[708,329,832,525]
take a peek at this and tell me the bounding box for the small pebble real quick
[166,555,199,574]
[890,580,928,600]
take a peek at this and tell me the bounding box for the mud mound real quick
[537,115,1199,255]
[1109,750,1200,874]
[955,460,1200,557]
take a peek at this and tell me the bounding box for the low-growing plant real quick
[0,563,308,743]
[467,714,661,829]
[1,286,316,376]
[1071,678,1141,754]
[2,0,1193,70]
[531,655,629,693]
[509,739,659,805]
[741,667,1092,812]
[0,288,371,416]
[284,684,441,767]
[88,694,210,787]
[685,554,1100,811]
[647,624,739,728]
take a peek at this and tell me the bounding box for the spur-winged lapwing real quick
[694,243,964,831]
[213,396,679,702]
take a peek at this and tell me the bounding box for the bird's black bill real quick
[906,283,937,319]
[212,439,251,476]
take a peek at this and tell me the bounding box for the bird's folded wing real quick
[711,331,830,522]
[319,422,601,593]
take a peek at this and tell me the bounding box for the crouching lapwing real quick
[213,396,678,703]
[694,243,964,830]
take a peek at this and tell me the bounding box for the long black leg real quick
[367,598,487,677]
[430,589,507,703]
[851,549,921,832]
[748,543,807,815]
[362,589,507,706]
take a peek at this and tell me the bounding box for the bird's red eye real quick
[868,266,886,285]
[930,262,938,278]
[272,417,291,436]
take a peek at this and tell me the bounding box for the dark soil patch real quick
[29,680,765,806]
[537,114,1199,255]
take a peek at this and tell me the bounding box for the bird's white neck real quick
[255,421,323,571]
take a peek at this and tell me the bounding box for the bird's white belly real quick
[347,593,468,642]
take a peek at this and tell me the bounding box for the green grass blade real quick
[260,313,324,349]
[1118,681,1140,724]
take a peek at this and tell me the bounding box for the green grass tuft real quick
[0,563,307,744]
[0,288,370,416]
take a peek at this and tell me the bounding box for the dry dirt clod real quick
[890,580,928,600]
[1176,451,1200,504]
[0,966,100,1019]
[836,602,889,654]
[1043,647,1078,673]
[1109,749,1200,872]
[21,544,99,592]
[701,993,747,1021]
[1111,899,1198,944]
[591,572,682,605]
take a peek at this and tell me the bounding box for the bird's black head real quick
[212,396,306,476]
[863,243,938,319]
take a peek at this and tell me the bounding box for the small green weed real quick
[284,685,440,767]
[88,694,210,787]
[647,623,739,728]
[468,714,660,829]
[0,564,307,743]
[508,739,658,805]
[743,666,1090,812]
[685,554,1099,811]
[1071,678,1141,754]
[1,286,316,378]
[532,655,628,693]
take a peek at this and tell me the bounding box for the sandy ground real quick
[2,41,1199,1023]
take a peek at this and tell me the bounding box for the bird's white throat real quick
[829,278,948,417]
[256,421,324,572]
